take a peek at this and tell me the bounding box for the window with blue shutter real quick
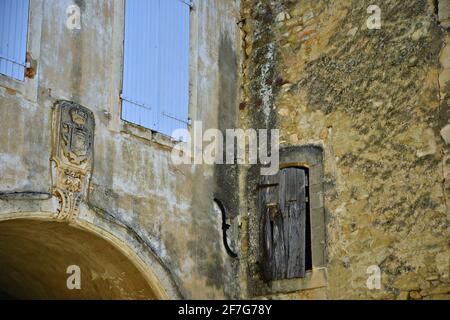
[0,0,30,81]
[121,0,190,137]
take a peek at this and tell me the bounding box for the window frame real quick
[259,165,313,281]
[0,0,42,103]
[0,0,30,82]
[249,146,327,296]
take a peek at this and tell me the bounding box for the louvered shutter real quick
[0,0,29,81]
[260,167,308,280]
[121,0,190,136]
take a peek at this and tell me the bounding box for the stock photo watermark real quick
[366,265,382,290]
[367,5,382,30]
[170,121,280,176]
[66,265,81,290]
[66,4,81,31]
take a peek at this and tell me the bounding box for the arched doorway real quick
[0,219,161,299]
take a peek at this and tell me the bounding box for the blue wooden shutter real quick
[122,0,190,136]
[0,0,30,81]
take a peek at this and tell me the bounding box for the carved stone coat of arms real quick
[52,101,95,221]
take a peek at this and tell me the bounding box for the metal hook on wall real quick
[214,198,238,259]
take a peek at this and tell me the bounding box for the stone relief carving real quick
[52,101,94,221]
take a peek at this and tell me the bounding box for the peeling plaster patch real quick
[114,206,137,226]
[110,137,187,211]
[0,91,38,113]
[0,154,28,191]
[416,128,438,158]
[184,257,194,274]
[111,138,161,197]
[95,205,170,272]
[440,124,450,145]
[18,99,38,112]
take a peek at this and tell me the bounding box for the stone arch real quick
[0,199,180,299]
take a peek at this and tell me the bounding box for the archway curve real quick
[0,206,180,300]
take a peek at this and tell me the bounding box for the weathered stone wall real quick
[1,0,448,300]
[239,0,449,299]
[0,0,242,299]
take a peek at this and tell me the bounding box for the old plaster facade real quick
[0,0,449,300]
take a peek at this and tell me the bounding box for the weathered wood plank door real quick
[260,167,307,281]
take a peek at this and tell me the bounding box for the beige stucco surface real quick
[0,0,241,299]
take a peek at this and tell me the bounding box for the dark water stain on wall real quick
[215,33,239,220]
[184,32,240,299]
[241,1,282,297]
